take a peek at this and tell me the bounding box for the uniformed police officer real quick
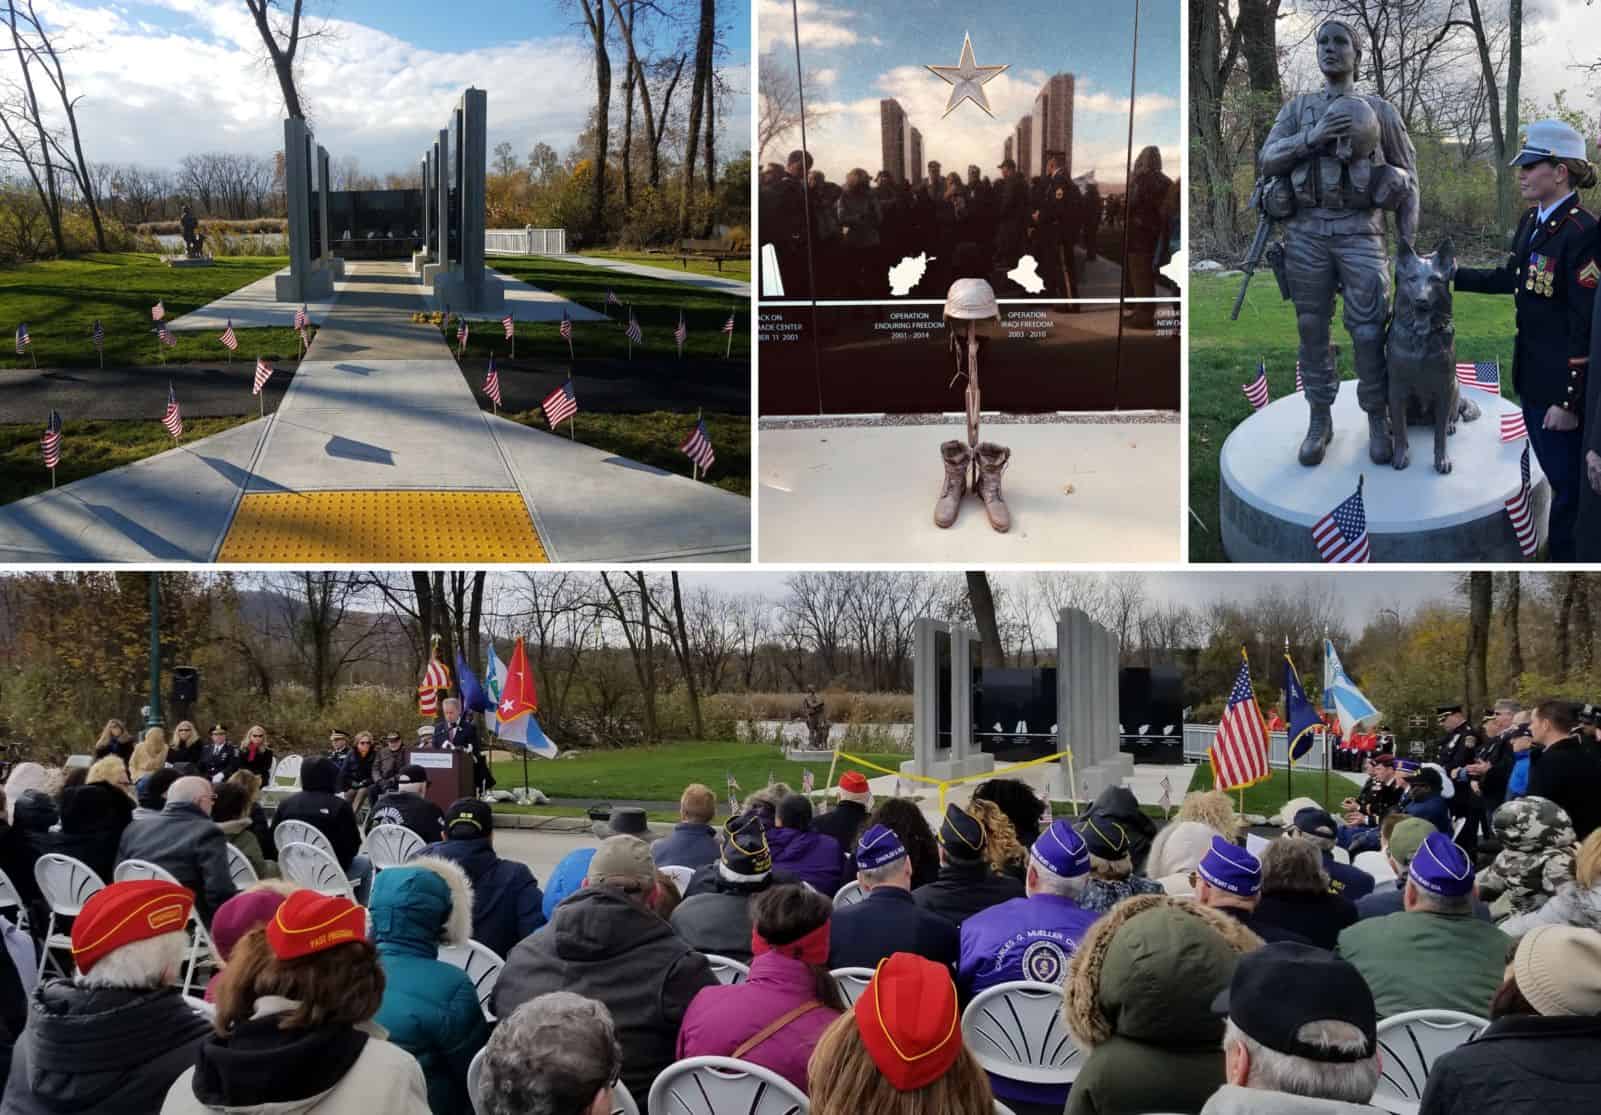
[1456,119,1599,562]
[1031,150,1081,300]
[1433,703,1487,854]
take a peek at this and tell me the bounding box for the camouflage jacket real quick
[1478,796,1578,920]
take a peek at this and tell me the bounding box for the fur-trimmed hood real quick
[1064,893,1261,1049]
[369,854,475,950]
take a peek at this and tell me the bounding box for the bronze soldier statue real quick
[802,687,828,750]
[1257,19,1420,466]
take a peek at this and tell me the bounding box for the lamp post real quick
[146,574,162,729]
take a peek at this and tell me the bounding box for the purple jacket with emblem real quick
[675,950,842,1093]
[765,826,847,896]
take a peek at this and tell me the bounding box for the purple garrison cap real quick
[856,823,908,871]
[1395,758,1421,776]
[1030,819,1090,879]
[1409,831,1474,897]
[1196,835,1262,897]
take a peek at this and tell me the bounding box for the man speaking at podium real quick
[433,697,493,797]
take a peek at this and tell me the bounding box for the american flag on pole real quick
[161,383,183,439]
[541,380,578,426]
[1456,360,1500,394]
[559,310,572,342]
[1242,360,1270,411]
[1505,442,1537,558]
[484,356,502,407]
[1500,410,1528,442]
[723,310,736,334]
[1211,651,1271,791]
[41,410,61,470]
[91,319,103,350]
[14,323,28,354]
[219,320,239,351]
[151,301,164,321]
[680,419,715,472]
[294,304,308,332]
[501,314,514,340]
[418,652,451,717]
[156,322,177,347]
[1294,360,1304,393]
[253,357,274,395]
[674,312,687,354]
[624,310,643,345]
[1311,477,1371,563]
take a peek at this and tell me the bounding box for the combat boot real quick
[1367,411,1393,464]
[934,441,970,529]
[975,442,1012,532]
[1298,404,1333,466]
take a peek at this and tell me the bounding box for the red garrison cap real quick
[856,952,963,1091]
[266,890,367,961]
[71,880,193,974]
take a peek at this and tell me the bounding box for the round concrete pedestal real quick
[1220,390,1548,562]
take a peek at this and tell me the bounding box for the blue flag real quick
[456,652,491,714]
[1322,638,1380,736]
[1283,653,1322,762]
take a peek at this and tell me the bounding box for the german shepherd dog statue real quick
[1386,238,1480,473]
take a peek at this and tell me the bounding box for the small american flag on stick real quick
[723,308,736,357]
[91,319,104,368]
[1210,650,1270,791]
[1311,475,1371,563]
[1505,442,1537,558]
[624,309,642,353]
[541,380,578,431]
[1500,410,1528,442]
[155,322,176,360]
[41,409,61,476]
[161,383,183,440]
[253,357,274,395]
[1242,360,1270,411]
[457,317,469,356]
[220,320,238,355]
[14,323,31,364]
[559,309,573,358]
[1294,360,1304,393]
[502,313,515,358]
[680,418,715,476]
[674,311,687,357]
[151,301,164,321]
[484,356,502,409]
[294,304,308,331]
[1456,360,1500,394]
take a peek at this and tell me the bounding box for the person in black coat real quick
[270,757,363,870]
[428,799,543,958]
[1527,698,1601,839]
[1454,121,1598,562]
[197,725,238,782]
[364,766,446,845]
[433,700,492,795]
[1583,241,1601,560]
[829,825,958,971]
[1079,785,1159,873]
[166,722,203,768]
[38,783,132,885]
[234,726,273,782]
[810,772,872,860]
[911,804,1024,928]
[1249,836,1358,950]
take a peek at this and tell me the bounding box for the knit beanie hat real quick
[1514,925,1601,1016]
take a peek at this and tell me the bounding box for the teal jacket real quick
[370,859,490,1115]
[1337,908,1506,1019]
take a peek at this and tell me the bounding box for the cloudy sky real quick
[759,0,1180,187]
[18,0,751,178]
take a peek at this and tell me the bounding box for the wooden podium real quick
[406,749,474,812]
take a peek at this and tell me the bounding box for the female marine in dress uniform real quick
[1454,119,1599,561]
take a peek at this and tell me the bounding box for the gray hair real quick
[1261,837,1330,896]
[77,930,187,990]
[481,992,621,1115]
[1029,863,1088,901]
[1223,1018,1379,1103]
[1406,880,1473,916]
[859,858,908,888]
[166,776,213,807]
[1494,698,1522,715]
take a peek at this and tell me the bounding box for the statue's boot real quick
[975,442,1013,533]
[1298,404,1334,466]
[934,440,970,529]
[1367,411,1393,465]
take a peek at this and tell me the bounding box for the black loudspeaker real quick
[171,666,200,704]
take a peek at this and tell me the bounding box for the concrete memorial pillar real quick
[275,118,333,302]
[316,144,341,280]
[1053,608,1132,801]
[423,129,450,288]
[433,88,503,311]
[903,618,995,784]
[415,150,433,275]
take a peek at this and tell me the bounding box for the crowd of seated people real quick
[0,720,1598,1115]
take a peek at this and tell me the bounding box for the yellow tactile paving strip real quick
[217,491,548,562]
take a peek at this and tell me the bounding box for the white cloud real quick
[812,68,839,86]
[757,0,874,53]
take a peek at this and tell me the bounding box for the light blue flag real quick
[483,639,557,758]
[1322,638,1379,736]
[483,642,506,733]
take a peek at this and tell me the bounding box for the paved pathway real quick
[550,252,750,298]
[0,364,296,422]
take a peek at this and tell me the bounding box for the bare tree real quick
[965,572,1004,669]
[757,53,831,161]
[1502,571,1523,682]
[243,0,312,120]
[599,572,659,743]
[573,0,611,240]
[678,0,714,237]
[1458,0,1520,230]
[1464,571,1491,718]
[2,1,63,254]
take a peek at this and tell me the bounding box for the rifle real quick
[1231,178,1276,321]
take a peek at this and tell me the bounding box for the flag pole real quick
[726,307,734,358]
[1322,633,1331,806]
[1285,635,1293,804]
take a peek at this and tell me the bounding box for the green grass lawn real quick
[1188,759,1357,814]
[499,409,748,496]
[1189,272,1519,560]
[1,253,306,370]
[579,248,751,283]
[0,415,251,503]
[477,255,749,365]
[487,740,905,802]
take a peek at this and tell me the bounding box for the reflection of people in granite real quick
[1124,147,1173,329]
[995,158,1029,279]
[1257,19,1420,466]
[837,169,883,300]
[935,246,1011,533]
[1031,150,1082,300]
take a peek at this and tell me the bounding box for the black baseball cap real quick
[1292,807,1337,840]
[400,764,429,786]
[1212,942,1377,1061]
[445,797,492,837]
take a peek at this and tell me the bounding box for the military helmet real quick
[943,278,1000,323]
[1329,94,1380,162]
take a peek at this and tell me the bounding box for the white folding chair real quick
[279,842,357,903]
[658,864,695,894]
[469,1047,638,1115]
[112,859,215,997]
[363,824,425,869]
[962,981,1082,1088]
[261,755,303,805]
[704,953,750,985]
[830,966,874,1007]
[32,854,104,980]
[648,1056,809,1115]
[1354,850,1396,884]
[273,819,335,858]
[1332,845,1352,864]
[832,880,865,908]
[995,1105,1016,1115]
[225,843,259,888]
[1372,1010,1489,1114]
[0,865,30,934]
[438,939,505,1021]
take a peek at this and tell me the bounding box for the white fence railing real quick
[485,228,567,256]
[1183,723,1341,771]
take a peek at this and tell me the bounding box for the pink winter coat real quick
[675,950,841,1092]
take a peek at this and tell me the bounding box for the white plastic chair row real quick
[438,939,504,1021]
[704,953,750,985]
[272,819,334,858]
[1331,845,1351,864]
[649,1056,807,1115]
[658,864,695,894]
[467,1046,639,1115]
[832,880,865,909]
[1371,1009,1489,1114]
[963,981,1081,1086]
[113,858,213,998]
[33,853,104,981]
[225,843,259,888]
[830,966,873,1007]
[278,842,356,903]
[261,754,303,805]
[363,824,425,870]
[1354,849,1396,885]
[0,865,30,934]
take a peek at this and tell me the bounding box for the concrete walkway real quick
[551,252,750,298]
[166,268,341,331]
[0,261,749,562]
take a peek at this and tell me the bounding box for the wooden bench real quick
[675,238,742,271]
